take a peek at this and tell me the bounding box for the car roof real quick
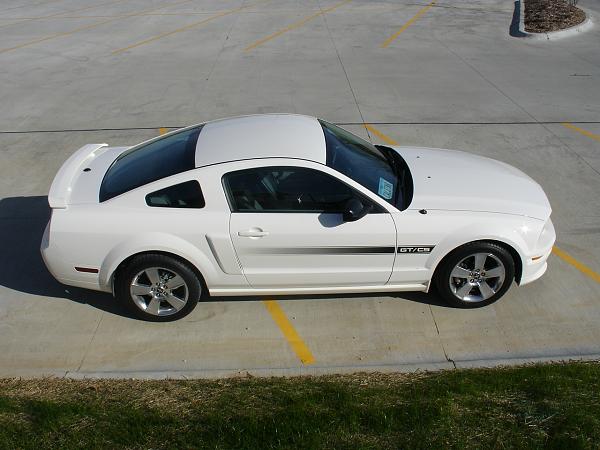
[194,114,326,167]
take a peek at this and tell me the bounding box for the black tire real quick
[434,242,515,308]
[116,254,203,321]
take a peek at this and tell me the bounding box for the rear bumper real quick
[40,219,108,292]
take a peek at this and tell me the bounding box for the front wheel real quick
[435,242,515,308]
[116,254,202,321]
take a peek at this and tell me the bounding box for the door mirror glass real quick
[342,198,372,222]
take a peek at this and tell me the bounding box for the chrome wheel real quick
[448,252,506,303]
[130,267,189,317]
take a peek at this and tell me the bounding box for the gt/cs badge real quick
[398,246,434,254]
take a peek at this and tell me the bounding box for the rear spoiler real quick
[48,143,108,208]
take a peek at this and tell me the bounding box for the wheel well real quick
[433,239,523,284]
[111,251,208,294]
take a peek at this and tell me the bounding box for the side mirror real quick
[342,198,373,222]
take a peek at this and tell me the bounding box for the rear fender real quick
[99,232,220,291]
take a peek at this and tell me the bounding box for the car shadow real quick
[211,290,447,307]
[0,196,131,318]
[0,195,449,320]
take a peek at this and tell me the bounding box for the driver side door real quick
[224,165,397,288]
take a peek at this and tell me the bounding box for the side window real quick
[146,180,205,208]
[223,166,373,213]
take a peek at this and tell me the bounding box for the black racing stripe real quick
[250,247,396,255]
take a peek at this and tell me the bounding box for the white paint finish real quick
[69,146,129,205]
[396,146,552,220]
[230,212,396,287]
[195,114,326,168]
[391,209,554,286]
[205,234,243,275]
[42,164,245,292]
[47,143,107,208]
[210,283,427,296]
[42,115,555,302]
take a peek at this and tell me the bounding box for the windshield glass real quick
[99,126,202,202]
[320,120,403,208]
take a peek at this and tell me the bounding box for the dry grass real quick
[1,362,600,449]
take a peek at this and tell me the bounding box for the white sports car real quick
[41,114,555,321]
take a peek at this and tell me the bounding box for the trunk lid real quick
[48,144,129,208]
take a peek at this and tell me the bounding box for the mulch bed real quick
[525,0,586,32]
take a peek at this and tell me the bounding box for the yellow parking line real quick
[0,0,194,54]
[244,0,351,52]
[262,300,315,365]
[0,0,131,29]
[552,246,600,284]
[562,122,600,142]
[364,123,399,145]
[158,127,169,135]
[111,1,263,54]
[4,15,130,20]
[3,13,207,19]
[0,0,63,14]
[380,0,436,48]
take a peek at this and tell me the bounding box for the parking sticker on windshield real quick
[378,177,394,200]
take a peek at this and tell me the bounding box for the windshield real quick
[99,126,202,202]
[320,120,411,209]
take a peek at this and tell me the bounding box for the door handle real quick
[238,229,269,238]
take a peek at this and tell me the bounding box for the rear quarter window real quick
[99,126,202,202]
[146,180,205,208]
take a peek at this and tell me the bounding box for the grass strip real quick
[1,361,599,449]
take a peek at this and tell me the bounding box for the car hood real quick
[392,146,551,220]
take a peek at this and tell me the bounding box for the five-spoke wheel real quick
[435,242,515,308]
[130,267,189,317]
[117,254,202,321]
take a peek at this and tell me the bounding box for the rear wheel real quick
[435,242,515,308]
[116,254,202,321]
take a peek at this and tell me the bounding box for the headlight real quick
[537,218,555,250]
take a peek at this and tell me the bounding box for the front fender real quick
[425,217,542,287]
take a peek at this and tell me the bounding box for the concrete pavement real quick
[1,0,599,378]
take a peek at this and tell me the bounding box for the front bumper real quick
[520,218,556,286]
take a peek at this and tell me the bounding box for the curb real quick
[4,352,599,380]
[516,0,593,40]
[65,353,600,379]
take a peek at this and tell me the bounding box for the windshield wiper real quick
[376,145,400,174]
